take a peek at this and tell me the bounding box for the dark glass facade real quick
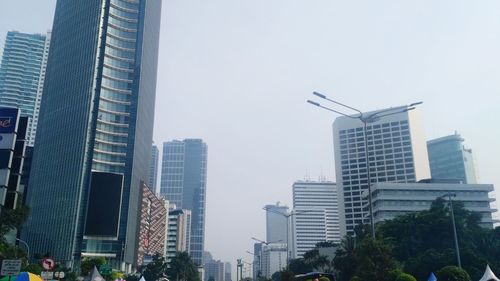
[22,0,161,270]
[161,139,208,265]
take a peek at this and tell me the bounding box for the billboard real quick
[84,171,124,237]
[0,107,19,134]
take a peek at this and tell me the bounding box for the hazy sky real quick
[2,0,500,274]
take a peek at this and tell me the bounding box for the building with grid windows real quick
[333,108,430,236]
[22,0,162,271]
[0,31,51,146]
[166,206,192,263]
[160,139,207,265]
[366,181,497,228]
[292,180,340,258]
[427,132,477,184]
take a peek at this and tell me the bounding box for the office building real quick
[333,108,431,236]
[265,202,289,243]
[160,139,208,265]
[252,243,262,281]
[0,31,51,146]
[204,260,225,281]
[224,262,232,281]
[149,144,159,192]
[260,243,287,278]
[427,132,477,184]
[166,207,192,263]
[366,181,497,228]
[136,182,168,266]
[22,0,162,271]
[292,180,340,258]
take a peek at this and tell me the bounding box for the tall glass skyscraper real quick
[22,0,161,271]
[148,144,159,191]
[0,31,51,146]
[160,139,208,265]
[427,132,477,184]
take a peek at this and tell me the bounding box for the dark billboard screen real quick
[84,171,123,237]
[0,107,19,134]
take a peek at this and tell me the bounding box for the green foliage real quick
[387,269,403,281]
[437,266,471,281]
[349,276,361,281]
[23,263,43,275]
[80,257,106,276]
[288,258,313,274]
[124,274,141,281]
[141,253,168,281]
[352,238,399,281]
[394,273,416,281]
[167,252,200,281]
[0,205,29,241]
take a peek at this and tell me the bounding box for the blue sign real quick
[0,107,19,134]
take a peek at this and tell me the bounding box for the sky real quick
[2,0,500,274]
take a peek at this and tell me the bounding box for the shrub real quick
[395,273,417,281]
[437,266,471,281]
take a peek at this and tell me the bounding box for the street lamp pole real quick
[308,92,422,239]
[442,193,462,268]
[15,238,30,264]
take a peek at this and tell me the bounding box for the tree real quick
[288,259,312,275]
[353,238,399,281]
[394,273,416,281]
[80,257,106,276]
[167,252,200,281]
[333,236,357,281]
[0,205,30,259]
[142,254,168,281]
[436,266,471,281]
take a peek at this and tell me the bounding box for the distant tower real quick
[264,202,289,243]
[0,31,51,146]
[292,180,339,258]
[149,144,159,191]
[427,132,477,184]
[160,139,208,265]
[333,108,430,236]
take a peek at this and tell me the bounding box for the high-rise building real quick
[22,0,162,271]
[265,203,288,243]
[136,182,168,266]
[252,243,262,281]
[149,144,159,191]
[204,260,225,281]
[333,108,430,236]
[367,181,497,228]
[260,243,287,278]
[427,132,477,184]
[292,180,340,258]
[0,31,51,146]
[166,207,192,263]
[224,262,232,281]
[160,139,208,265]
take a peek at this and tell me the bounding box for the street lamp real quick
[15,238,30,264]
[440,193,462,268]
[308,92,422,239]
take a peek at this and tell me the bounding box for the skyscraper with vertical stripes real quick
[22,0,162,271]
[160,139,208,265]
[0,31,51,146]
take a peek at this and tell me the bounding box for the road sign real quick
[100,265,111,275]
[42,258,55,270]
[1,259,22,276]
[54,272,65,279]
[41,272,54,279]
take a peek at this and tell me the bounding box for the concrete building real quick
[0,31,51,146]
[160,139,208,265]
[166,207,192,263]
[333,108,430,236]
[427,132,477,184]
[224,262,232,281]
[367,181,497,228]
[252,243,262,281]
[149,144,159,192]
[136,182,168,266]
[265,202,289,243]
[260,243,287,278]
[204,260,225,281]
[292,180,340,258]
[22,0,162,271]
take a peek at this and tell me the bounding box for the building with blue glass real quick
[0,31,51,146]
[427,132,477,184]
[22,0,161,271]
[148,144,159,192]
[160,139,208,265]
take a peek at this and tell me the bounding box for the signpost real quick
[42,258,55,271]
[1,259,22,276]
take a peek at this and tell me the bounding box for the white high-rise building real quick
[265,203,288,243]
[260,243,287,278]
[333,108,430,236]
[292,180,340,258]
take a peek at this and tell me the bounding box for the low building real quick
[260,243,287,278]
[166,206,192,263]
[136,182,168,266]
[366,181,497,228]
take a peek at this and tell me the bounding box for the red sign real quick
[42,258,55,270]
